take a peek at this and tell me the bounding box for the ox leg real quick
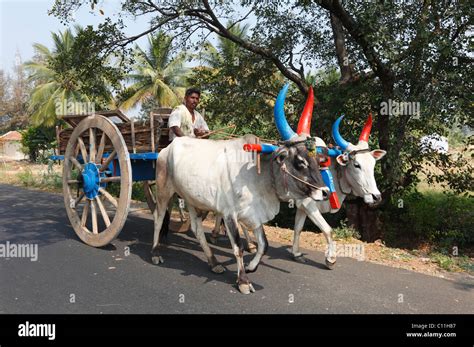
[303,205,337,269]
[291,208,308,263]
[223,215,255,294]
[210,214,223,245]
[188,206,226,274]
[245,225,268,273]
[151,159,173,265]
[242,226,257,254]
[151,196,172,265]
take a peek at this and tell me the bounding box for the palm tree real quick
[25,27,95,127]
[197,23,249,69]
[119,32,188,110]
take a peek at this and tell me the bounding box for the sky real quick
[0,0,154,72]
[0,0,176,117]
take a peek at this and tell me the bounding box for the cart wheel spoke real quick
[77,137,88,162]
[96,196,111,227]
[81,200,90,228]
[89,128,96,163]
[90,199,98,234]
[70,157,83,171]
[96,133,107,164]
[99,188,118,208]
[101,176,121,183]
[75,192,85,207]
[100,150,116,172]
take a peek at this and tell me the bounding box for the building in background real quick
[0,131,27,160]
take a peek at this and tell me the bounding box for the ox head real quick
[272,84,329,202]
[332,114,386,205]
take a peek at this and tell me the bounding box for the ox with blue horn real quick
[289,112,387,264]
[237,88,386,269]
[150,83,329,294]
[243,83,340,207]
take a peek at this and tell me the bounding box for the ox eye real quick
[354,162,361,169]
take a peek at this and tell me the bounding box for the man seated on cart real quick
[169,87,210,141]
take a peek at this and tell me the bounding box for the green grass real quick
[333,219,361,240]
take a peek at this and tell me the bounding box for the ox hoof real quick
[292,253,307,263]
[152,255,164,265]
[211,264,226,274]
[209,235,219,245]
[238,282,255,295]
[246,242,258,254]
[325,258,336,270]
[244,264,257,273]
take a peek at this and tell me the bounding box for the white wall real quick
[0,141,27,160]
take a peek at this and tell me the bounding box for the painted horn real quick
[296,85,314,136]
[274,83,297,140]
[332,115,350,150]
[359,113,373,142]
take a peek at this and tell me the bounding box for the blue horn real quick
[274,83,297,141]
[332,115,350,150]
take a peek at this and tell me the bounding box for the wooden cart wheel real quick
[62,114,132,247]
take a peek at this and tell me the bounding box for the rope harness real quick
[275,138,328,193]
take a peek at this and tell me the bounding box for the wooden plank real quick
[150,111,155,153]
[131,119,136,153]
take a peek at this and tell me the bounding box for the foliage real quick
[384,191,474,247]
[16,165,62,190]
[24,26,123,127]
[332,219,361,240]
[0,55,30,132]
[118,32,189,111]
[20,126,56,163]
[189,22,298,140]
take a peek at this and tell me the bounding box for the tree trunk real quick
[345,199,382,242]
[330,14,354,84]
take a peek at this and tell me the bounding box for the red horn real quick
[359,113,373,142]
[296,85,314,136]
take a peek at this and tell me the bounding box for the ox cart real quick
[51,110,172,247]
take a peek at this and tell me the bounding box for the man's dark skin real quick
[170,92,209,138]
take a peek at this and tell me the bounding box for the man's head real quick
[184,87,201,111]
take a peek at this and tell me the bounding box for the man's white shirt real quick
[168,104,209,141]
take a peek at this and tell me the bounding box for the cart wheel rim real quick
[62,114,132,247]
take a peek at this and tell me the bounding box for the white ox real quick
[211,93,386,268]
[290,114,386,264]
[151,85,329,294]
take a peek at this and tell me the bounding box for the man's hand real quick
[194,128,209,138]
[171,126,184,137]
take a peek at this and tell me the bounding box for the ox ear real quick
[371,149,386,161]
[336,153,349,166]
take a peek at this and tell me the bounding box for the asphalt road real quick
[0,184,473,314]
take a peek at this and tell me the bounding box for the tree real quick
[20,126,56,163]
[189,22,287,139]
[25,26,121,127]
[0,53,31,132]
[119,32,189,111]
